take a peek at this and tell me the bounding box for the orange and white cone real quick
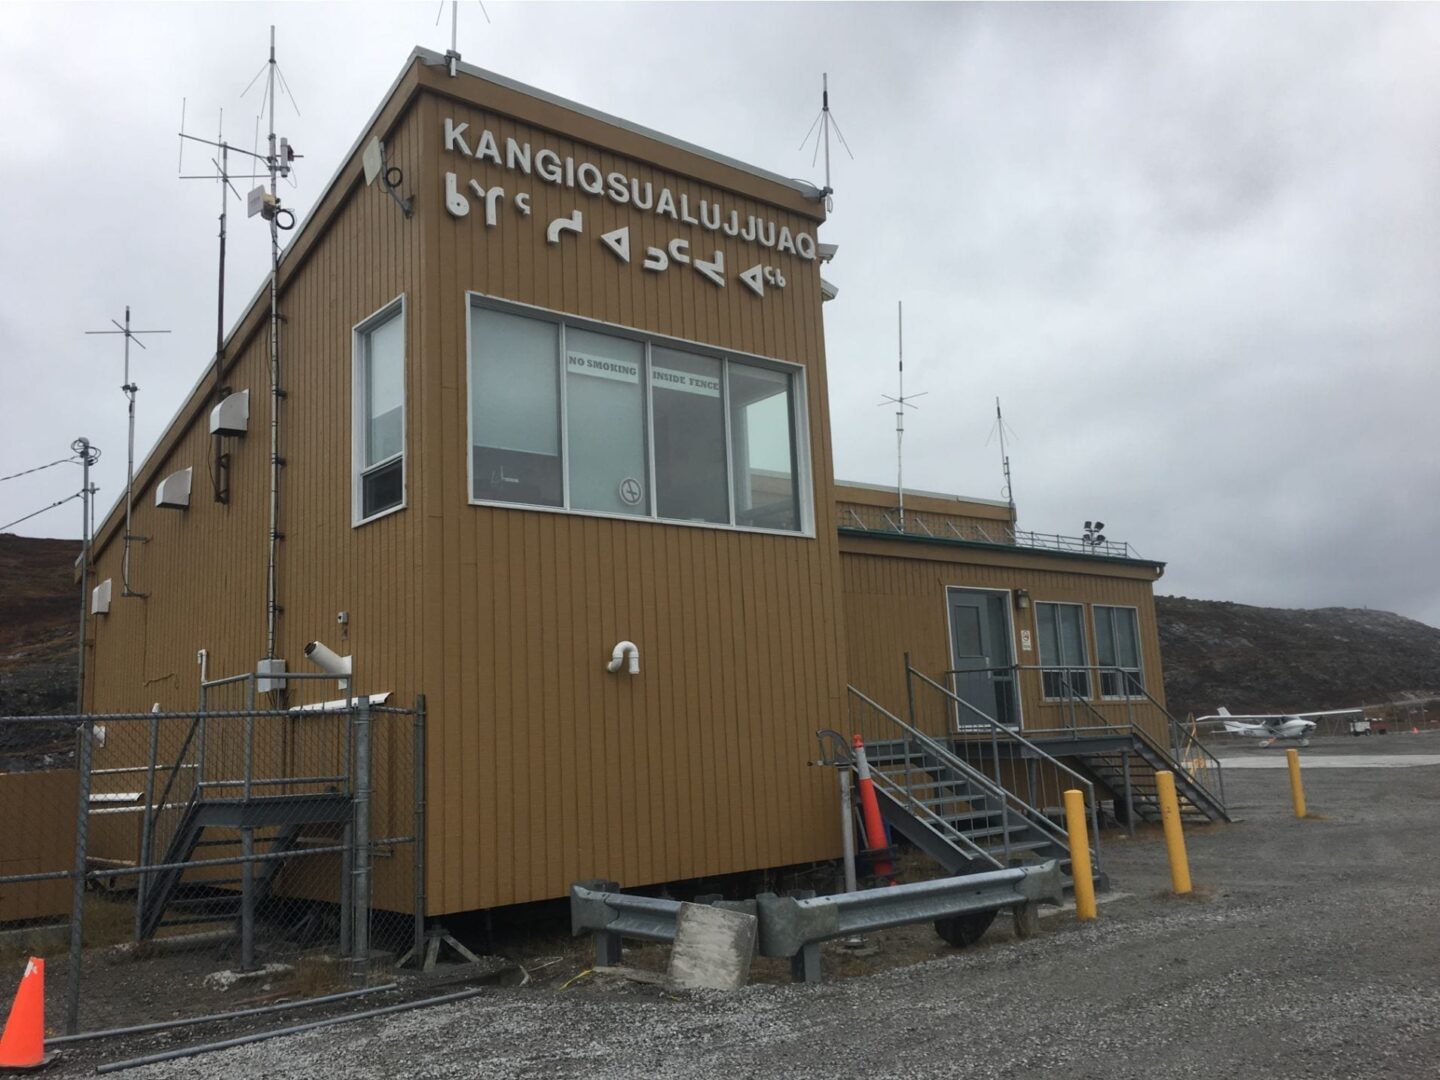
[0,957,54,1070]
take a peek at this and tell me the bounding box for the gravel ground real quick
[93,736,1440,1077]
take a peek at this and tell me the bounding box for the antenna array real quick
[799,73,854,209]
[85,308,171,598]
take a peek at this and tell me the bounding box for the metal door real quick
[947,589,1018,728]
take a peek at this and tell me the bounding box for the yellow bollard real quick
[1155,771,1193,895]
[1286,748,1306,819]
[1062,789,1097,921]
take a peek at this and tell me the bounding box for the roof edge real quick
[837,526,1167,572]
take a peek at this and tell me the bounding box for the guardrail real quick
[571,860,1062,984]
[758,861,1062,982]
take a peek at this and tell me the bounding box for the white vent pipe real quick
[305,640,353,692]
[606,641,640,675]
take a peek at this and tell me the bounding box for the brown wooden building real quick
[81,47,1195,922]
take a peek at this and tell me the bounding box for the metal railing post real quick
[411,695,427,966]
[903,654,917,804]
[64,719,95,1035]
[1121,750,1135,838]
[350,698,373,985]
[240,675,257,972]
[134,709,161,941]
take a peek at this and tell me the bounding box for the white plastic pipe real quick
[606,641,640,675]
[305,640,353,687]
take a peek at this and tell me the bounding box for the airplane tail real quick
[1216,706,1231,717]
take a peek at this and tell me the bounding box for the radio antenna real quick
[987,397,1018,520]
[435,0,491,76]
[178,104,268,504]
[879,301,925,531]
[798,73,854,209]
[85,308,170,598]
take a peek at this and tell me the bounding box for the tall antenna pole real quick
[86,308,170,598]
[997,397,1014,511]
[896,301,904,530]
[879,301,926,533]
[265,23,282,662]
[72,437,100,713]
[799,72,854,209]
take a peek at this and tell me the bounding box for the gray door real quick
[947,589,1019,728]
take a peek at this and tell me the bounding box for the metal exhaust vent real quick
[209,390,250,436]
[91,578,113,615]
[155,466,193,510]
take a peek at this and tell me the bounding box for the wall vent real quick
[91,578,113,615]
[209,390,250,436]
[155,467,193,510]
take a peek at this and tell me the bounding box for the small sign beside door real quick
[1019,629,1033,653]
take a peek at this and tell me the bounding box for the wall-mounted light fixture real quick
[1015,589,1031,610]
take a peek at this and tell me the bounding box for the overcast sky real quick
[2,2,1437,626]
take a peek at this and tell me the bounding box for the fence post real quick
[350,697,373,985]
[135,707,161,941]
[64,719,95,1035]
[411,694,427,966]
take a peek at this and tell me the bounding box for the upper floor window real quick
[1094,605,1144,698]
[1036,601,1090,700]
[353,298,406,524]
[467,297,808,534]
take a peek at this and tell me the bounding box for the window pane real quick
[1036,604,1060,666]
[470,307,561,507]
[364,312,404,467]
[1094,607,1116,667]
[362,458,403,518]
[565,328,647,516]
[1116,609,1141,669]
[652,348,727,523]
[728,365,798,531]
[1059,605,1087,666]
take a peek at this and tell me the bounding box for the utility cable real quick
[2,490,82,532]
[0,457,76,483]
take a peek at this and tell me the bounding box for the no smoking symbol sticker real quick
[618,477,643,506]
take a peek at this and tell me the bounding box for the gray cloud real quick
[2,2,1436,626]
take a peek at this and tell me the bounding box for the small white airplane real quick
[1195,706,1362,747]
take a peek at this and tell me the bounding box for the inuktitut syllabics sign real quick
[442,119,815,299]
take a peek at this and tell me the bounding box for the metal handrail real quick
[843,689,1007,869]
[904,666,1101,875]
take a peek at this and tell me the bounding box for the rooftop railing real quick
[837,505,1137,560]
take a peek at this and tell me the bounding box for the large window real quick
[1036,601,1090,699]
[1095,606,1144,698]
[353,298,405,523]
[467,299,807,533]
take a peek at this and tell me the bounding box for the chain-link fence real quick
[0,679,424,1035]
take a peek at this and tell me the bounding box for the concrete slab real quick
[667,902,756,991]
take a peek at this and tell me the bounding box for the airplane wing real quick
[1291,708,1364,719]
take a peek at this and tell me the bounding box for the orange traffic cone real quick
[0,957,54,1070]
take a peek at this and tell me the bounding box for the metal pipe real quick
[65,720,94,1035]
[837,768,857,893]
[94,987,491,1075]
[412,694,427,964]
[52,983,398,1045]
[1121,750,1135,838]
[135,707,161,941]
[240,828,255,971]
[350,698,372,983]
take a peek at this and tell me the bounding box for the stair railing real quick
[844,689,1007,870]
[905,663,1101,878]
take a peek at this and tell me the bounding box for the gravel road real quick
[113,736,1440,1078]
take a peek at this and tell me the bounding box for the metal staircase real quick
[837,686,1103,891]
[138,791,351,939]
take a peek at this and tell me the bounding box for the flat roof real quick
[834,479,1013,510]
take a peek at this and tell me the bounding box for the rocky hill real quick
[0,534,82,715]
[1157,595,1440,720]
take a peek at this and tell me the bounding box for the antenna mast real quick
[85,308,170,598]
[799,72,854,208]
[879,301,925,532]
[996,397,1014,513]
[72,437,100,712]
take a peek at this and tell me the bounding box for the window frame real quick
[351,295,407,527]
[464,291,814,538]
[1034,600,1091,701]
[1093,603,1146,700]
